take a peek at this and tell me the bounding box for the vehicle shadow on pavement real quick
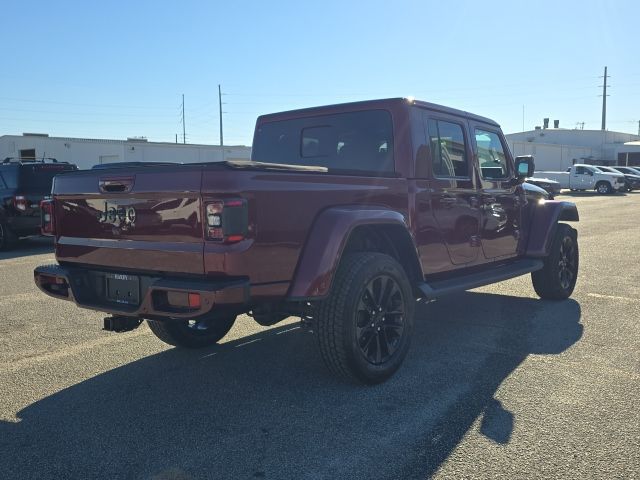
[0,237,53,260]
[0,292,582,480]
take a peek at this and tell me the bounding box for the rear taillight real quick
[204,199,248,243]
[40,199,55,236]
[13,195,28,211]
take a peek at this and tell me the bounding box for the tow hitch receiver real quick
[103,315,143,333]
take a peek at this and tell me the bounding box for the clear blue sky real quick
[1,0,638,145]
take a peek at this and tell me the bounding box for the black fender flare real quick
[287,206,422,299]
[526,200,579,257]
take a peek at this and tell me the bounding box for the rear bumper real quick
[34,264,249,319]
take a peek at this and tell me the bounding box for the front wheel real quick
[596,181,612,194]
[315,252,415,384]
[532,223,579,300]
[147,314,236,348]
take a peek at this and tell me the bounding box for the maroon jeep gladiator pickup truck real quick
[35,98,579,384]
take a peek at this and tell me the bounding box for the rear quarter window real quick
[0,168,18,189]
[19,165,75,192]
[252,109,394,175]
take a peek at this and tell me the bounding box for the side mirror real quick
[515,155,535,182]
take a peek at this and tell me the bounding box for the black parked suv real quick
[0,158,77,249]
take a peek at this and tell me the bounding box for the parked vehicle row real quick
[596,166,640,191]
[536,164,626,194]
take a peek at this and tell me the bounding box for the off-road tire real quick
[315,252,415,384]
[0,222,17,251]
[595,181,612,195]
[532,223,579,300]
[147,315,236,348]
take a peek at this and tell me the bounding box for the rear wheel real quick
[0,222,17,251]
[532,223,578,300]
[147,314,236,348]
[596,181,612,194]
[315,252,414,384]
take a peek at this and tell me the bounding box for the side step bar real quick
[418,258,544,300]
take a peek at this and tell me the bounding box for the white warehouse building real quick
[505,128,640,171]
[0,133,252,170]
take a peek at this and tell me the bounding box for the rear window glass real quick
[252,110,394,175]
[19,165,75,191]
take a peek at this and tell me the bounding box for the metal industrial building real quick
[506,127,640,171]
[0,133,251,170]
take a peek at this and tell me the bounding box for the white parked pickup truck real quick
[536,164,626,194]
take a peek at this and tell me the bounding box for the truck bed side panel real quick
[201,170,409,288]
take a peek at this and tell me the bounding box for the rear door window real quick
[252,110,394,175]
[427,119,469,178]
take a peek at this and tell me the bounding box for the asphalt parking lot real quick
[0,192,638,480]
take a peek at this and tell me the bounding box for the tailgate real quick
[53,166,205,274]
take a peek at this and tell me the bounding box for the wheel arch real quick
[525,200,579,258]
[287,206,423,300]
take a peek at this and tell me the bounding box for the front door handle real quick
[440,196,457,207]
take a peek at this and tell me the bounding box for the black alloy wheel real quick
[557,236,577,290]
[315,252,415,384]
[532,223,579,300]
[356,275,406,365]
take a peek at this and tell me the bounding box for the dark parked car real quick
[595,166,640,191]
[34,98,580,384]
[0,158,77,249]
[523,181,551,201]
[611,166,640,188]
[612,166,640,174]
[525,177,561,199]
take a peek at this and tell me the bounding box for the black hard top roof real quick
[257,97,500,127]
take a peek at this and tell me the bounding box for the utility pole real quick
[522,105,525,131]
[182,94,186,144]
[218,84,224,148]
[599,66,610,131]
[637,120,640,136]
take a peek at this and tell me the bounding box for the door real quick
[419,115,481,266]
[472,125,521,260]
[572,165,589,188]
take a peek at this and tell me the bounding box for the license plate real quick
[105,273,140,305]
